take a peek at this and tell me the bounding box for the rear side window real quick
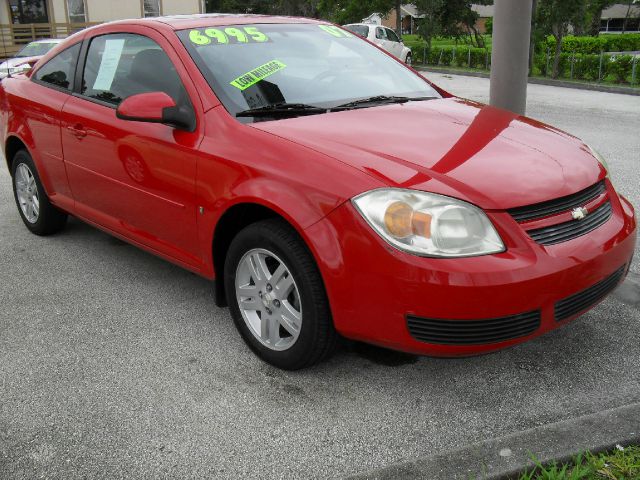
[81,33,189,107]
[33,43,81,91]
[375,27,387,40]
[344,25,369,38]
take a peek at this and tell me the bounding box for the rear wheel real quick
[11,149,67,235]
[224,219,336,370]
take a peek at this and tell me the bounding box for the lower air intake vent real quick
[555,266,626,321]
[406,311,541,345]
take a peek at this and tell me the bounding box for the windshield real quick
[344,25,370,38]
[177,23,440,121]
[16,41,58,58]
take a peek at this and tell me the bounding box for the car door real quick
[21,42,82,212]
[384,28,404,60]
[374,27,392,54]
[61,27,203,268]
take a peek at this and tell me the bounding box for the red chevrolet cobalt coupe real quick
[0,15,636,369]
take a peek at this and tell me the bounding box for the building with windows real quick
[1,0,204,59]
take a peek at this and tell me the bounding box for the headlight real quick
[588,145,610,178]
[352,188,505,258]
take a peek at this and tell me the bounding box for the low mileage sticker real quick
[230,60,287,90]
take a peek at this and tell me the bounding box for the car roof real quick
[102,14,325,31]
[27,38,63,44]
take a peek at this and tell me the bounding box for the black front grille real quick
[407,311,541,345]
[555,266,626,321]
[508,181,606,223]
[526,201,612,245]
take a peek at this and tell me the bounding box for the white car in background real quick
[0,39,62,79]
[343,23,412,65]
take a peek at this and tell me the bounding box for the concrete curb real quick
[348,402,640,480]
[415,67,640,96]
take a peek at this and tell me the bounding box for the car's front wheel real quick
[224,219,336,370]
[405,52,412,66]
[11,149,67,235]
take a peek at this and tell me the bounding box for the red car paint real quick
[0,16,636,357]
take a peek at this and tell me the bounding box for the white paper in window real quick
[93,39,125,91]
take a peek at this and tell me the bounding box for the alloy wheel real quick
[235,248,303,351]
[15,163,39,224]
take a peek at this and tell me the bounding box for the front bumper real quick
[304,182,636,356]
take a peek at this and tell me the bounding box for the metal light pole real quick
[490,0,534,115]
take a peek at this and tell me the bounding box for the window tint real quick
[375,27,387,40]
[344,25,369,38]
[67,0,87,23]
[143,0,161,17]
[33,42,80,91]
[81,33,189,107]
[386,29,400,43]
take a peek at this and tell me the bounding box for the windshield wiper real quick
[236,103,327,118]
[332,95,437,110]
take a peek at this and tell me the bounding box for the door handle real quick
[67,124,87,139]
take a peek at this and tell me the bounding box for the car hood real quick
[250,97,603,210]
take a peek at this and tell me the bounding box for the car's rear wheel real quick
[405,53,412,65]
[224,219,336,370]
[11,149,67,235]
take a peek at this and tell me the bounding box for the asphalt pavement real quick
[1,73,639,479]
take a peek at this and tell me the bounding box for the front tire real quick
[224,219,336,370]
[405,52,412,65]
[11,149,67,236]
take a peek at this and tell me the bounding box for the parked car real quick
[0,39,62,79]
[0,16,636,370]
[343,23,412,64]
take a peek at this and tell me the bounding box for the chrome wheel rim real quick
[235,248,302,351]
[406,54,412,65]
[15,163,39,224]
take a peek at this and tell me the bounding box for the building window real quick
[8,0,50,24]
[142,0,161,17]
[67,0,87,23]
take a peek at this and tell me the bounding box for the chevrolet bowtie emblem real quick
[571,207,589,220]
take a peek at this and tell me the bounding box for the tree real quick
[413,0,492,49]
[395,0,402,37]
[621,0,640,34]
[585,0,616,36]
[536,0,587,78]
[318,0,398,26]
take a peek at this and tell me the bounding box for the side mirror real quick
[116,92,196,132]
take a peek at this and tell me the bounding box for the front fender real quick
[196,107,384,278]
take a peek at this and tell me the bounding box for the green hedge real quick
[544,33,640,54]
[418,46,637,84]
[415,46,490,68]
[531,52,636,83]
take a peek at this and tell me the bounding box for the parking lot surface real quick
[1,73,639,479]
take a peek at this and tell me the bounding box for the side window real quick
[81,33,189,108]
[33,43,81,91]
[386,29,400,43]
[375,27,387,40]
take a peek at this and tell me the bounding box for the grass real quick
[515,445,640,480]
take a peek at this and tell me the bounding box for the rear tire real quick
[224,219,336,370]
[11,149,67,236]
